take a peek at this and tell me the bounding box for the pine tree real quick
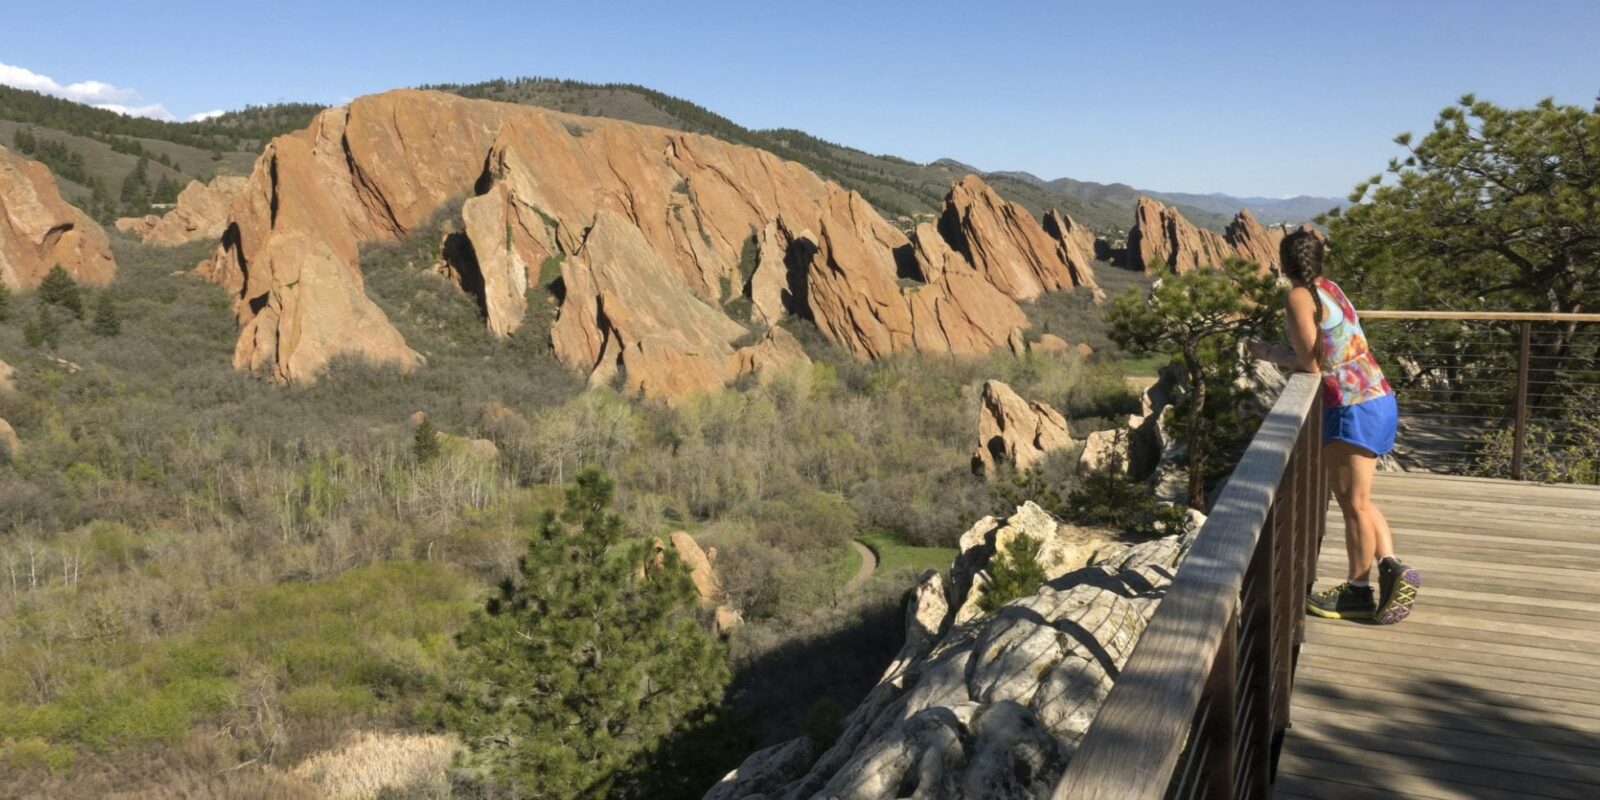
[1107,259,1279,509]
[91,294,121,337]
[412,417,441,464]
[980,533,1050,612]
[25,304,60,349]
[447,468,730,799]
[38,266,83,319]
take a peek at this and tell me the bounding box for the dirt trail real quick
[846,540,878,589]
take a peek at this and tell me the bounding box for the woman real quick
[1247,229,1421,624]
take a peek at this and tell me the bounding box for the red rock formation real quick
[0,145,115,290]
[971,379,1074,477]
[198,89,1094,398]
[550,210,806,404]
[1042,209,1103,301]
[939,176,1096,300]
[116,176,247,245]
[1127,196,1234,274]
[200,91,519,382]
[1128,197,1304,275]
[1224,208,1281,273]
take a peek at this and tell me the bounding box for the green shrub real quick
[979,533,1049,612]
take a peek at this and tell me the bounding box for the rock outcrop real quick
[0,145,116,290]
[1126,196,1234,275]
[971,380,1074,477]
[550,211,807,403]
[706,504,1193,800]
[1223,208,1281,273]
[0,358,14,394]
[1041,209,1103,302]
[1127,197,1301,275]
[938,177,1098,301]
[201,90,1096,399]
[660,530,743,634]
[116,175,247,245]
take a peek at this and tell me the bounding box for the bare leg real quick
[1325,441,1384,582]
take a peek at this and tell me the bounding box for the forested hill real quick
[0,84,318,220]
[1,75,1295,232]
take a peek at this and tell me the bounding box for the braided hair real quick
[1279,228,1326,324]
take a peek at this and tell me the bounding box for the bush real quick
[979,533,1049,612]
[91,294,121,337]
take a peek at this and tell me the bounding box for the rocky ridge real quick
[706,504,1193,800]
[0,144,116,290]
[196,89,1102,402]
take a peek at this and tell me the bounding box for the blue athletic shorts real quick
[1323,392,1398,456]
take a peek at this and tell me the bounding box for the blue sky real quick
[3,0,1595,197]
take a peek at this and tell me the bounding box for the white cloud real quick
[0,61,180,121]
[187,109,226,122]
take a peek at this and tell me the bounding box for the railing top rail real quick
[1359,310,1600,323]
[1052,373,1321,800]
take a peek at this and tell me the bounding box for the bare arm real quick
[1282,287,1321,373]
[1246,287,1321,373]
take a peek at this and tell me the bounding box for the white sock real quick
[1350,580,1370,589]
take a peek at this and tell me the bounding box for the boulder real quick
[1126,196,1233,274]
[0,144,116,290]
[115,175,247,245]
[1077,429,1128,475]
[1034,334,1070,354]
[971,380,1074,477]
[669,530,722,608]
[0,358,14,394]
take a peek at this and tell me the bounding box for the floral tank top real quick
[1309,279,1390,408]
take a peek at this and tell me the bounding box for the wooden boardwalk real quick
[1276,472,1600,799]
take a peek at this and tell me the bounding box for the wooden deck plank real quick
[1280,472,1600,799]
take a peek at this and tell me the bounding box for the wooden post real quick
[1200,618,1239,800]
[1512,321,1531,481]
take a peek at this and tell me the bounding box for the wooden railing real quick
[1052,373,1329,800]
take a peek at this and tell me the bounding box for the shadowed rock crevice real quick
[437,230,487,319]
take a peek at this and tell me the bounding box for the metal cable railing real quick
[1358,311,1600,482]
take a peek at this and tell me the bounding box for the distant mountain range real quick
[984,168,1347,228]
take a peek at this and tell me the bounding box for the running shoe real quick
[1376,557,1421,625]
[1305,582,1376,620]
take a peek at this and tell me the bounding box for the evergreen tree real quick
[412,417,441,464]
[24,304,60,349]
[91,294,121,337]
[1107,259,1279,509]
[447,468,730,799]
[0,281,11,322]
[980,533,1050,612]
[38,265,83,319]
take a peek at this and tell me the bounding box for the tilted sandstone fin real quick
[116,175,247,246]
[0,144,116,290]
